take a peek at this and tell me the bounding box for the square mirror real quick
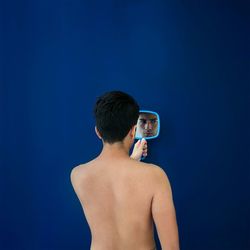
[135,110,160,140]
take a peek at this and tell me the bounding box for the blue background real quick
[1,0,249,249]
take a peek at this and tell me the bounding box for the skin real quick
[136,113,158,138]
[70,125,179,250]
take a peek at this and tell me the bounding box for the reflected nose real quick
[145,121,152,130]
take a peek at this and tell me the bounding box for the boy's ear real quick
[130,125,137,139]
[95,126,102,139]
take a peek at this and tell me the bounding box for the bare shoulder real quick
[70,163,90,186]
[143,163,167,177]
[146,163,172,191]
[132,162,169,184]
[71,163,96,198]
[70,163,84,177]
[150,164,169,178]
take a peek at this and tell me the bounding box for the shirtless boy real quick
[70,91,180,250]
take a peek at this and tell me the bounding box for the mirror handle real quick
[140,138,147,161]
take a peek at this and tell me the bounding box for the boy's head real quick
[94,91,139,144]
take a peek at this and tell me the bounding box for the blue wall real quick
[1,0,249,249]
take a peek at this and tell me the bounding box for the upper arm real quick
[151,165,180,250]
[70,166,82,195]
[70,167,77,185]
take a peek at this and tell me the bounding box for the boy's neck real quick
[99,141,131,159]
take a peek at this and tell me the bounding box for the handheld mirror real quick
[135,110,160,160]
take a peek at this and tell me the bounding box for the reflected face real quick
[136,113,158,138]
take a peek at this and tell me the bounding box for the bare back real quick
[71,157,157,250]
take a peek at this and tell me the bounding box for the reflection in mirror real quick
[135,111,160,139]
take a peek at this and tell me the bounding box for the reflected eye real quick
[150,119,157,124]
[139,119,147,124]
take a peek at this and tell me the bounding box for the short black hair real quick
[94,90,139,144]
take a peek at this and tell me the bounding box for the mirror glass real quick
[135,110,160,140]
